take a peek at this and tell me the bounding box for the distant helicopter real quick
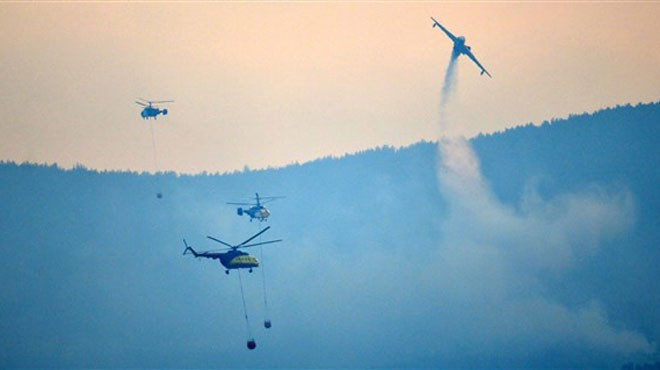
[183,226,282,275]
[227,193,285,222]
[135,98,174,119]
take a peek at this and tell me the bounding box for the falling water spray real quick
[440,52,459,116]
[437,52,483,191]
[431,46,650,362]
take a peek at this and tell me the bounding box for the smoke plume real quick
[434,53,654,365]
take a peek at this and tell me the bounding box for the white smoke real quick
[434,54,654,363]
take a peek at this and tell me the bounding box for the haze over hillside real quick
[1,102,659,368]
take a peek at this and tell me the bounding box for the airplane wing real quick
[430,17,457,42]
[464,49,492,78]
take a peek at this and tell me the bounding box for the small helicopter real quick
[183,226,282,275]
[227,193,285,222]
[135,98,174,119]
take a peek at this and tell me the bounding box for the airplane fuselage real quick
[452,36,471,56]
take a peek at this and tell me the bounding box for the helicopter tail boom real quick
[183,246,198,257]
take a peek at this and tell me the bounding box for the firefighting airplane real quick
[431,16,492,78]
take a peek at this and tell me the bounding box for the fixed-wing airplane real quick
[431,17,492,78]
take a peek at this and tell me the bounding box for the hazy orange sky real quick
[1,2,659,173]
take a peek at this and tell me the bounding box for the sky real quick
[1,2,659,174]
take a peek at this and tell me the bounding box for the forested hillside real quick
[1,102,658,368]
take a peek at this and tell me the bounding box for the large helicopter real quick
[227,193,285,222]
[183,226,282,275]
[135,98,173,119]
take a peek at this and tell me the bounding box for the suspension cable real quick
[149,123,159,173]
[258,224,271,326]
[149,123,162,198]
[237,270,253,340]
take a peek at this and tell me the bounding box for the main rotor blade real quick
[252,195,285,200]
[260,196,285,204]
[135,101,147,106]
[207,235,234,248]
[237,226,271,247]
[151,100,174,104]
[226,202,254,206]
[239,239,283,249]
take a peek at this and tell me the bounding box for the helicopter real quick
[183,226,282,275]
[135,98,174,119]
[227,193,285,222]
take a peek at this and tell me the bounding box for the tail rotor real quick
[182,239,196,256]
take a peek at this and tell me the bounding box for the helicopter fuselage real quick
[185,225,279,275]
[237,205,270,221]
[141,106,168,119]
[246,206,270,221]
[219,250,260,270]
